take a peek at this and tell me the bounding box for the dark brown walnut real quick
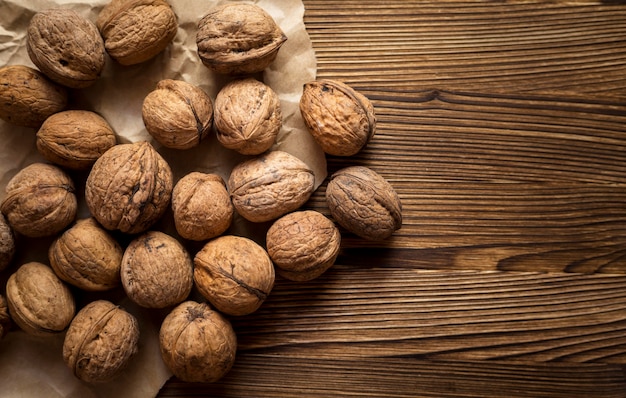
[27,8,106,88]
[0,65,68,128]
[0,294,11,340]
[85,141,173,234]
[172,172,233,241]
[49,218,123,291]
[1,162,77,238]
[142,79,213,149]
[0,213,15,272]
[63,300,139,383]
[326,166,402,241]
[37,110,117,170]
[194,235,274,316]
[214,78,282,155]
[300,79,376,156]
[121,231,193,308]
[196,3,287,75]
[5,262,75,336]
[266,210,341,282]
[97,0,178,65]
[228,150,315,223]
[159,301,236,383]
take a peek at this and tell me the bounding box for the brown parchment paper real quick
[0,0,321,396]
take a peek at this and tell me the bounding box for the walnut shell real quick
[5,262,75,336]
[63,300,139,383]
[172,172,233,241]
[0,294,11,340]
[0,65,68,128]
[0,213,15,272]
[159,301,236,383]
[300,79,376,156]
[142,79,213,149]
[194,235,274,316]
[1,162,77,238]
[121,231,193,308]
[196,3,287,75]
[36,110,117,170]
[214,78,282,155]
[266,210,341,281]
[228,150,315,223]
[49,218,122,291]
[27,8,106,88]
[97,0,178,65]
[85,141,173,234]
[326,166,402,241]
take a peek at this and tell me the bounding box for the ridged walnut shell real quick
[0,65,68,128]
[1,162,77,238]
[194,235,274,316]
[228,150,315,223]
[159,301,236,383]
[27,9,106,88]
[85,141,173,235]
[0,294,12,340]
[97,0,178,65]
[326,166,402,241]
[37,110,117,170]
[5,262,75,336]
[196,3,287,75]
[142,79,213,149]
[49,218,123,291]
[266,210,341,282]
[300,79,376,156]
[0,213,15,272]
[63,300,139,383]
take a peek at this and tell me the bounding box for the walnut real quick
[326,166,402,241]
[5,262,75,336]
[63,300,140,383]
[0,213,15,272]
[85,141,173,235]
[142,79,213,149]
[1,162,77,238]
[97,0,178,65]
[0,294,11,340]
[0,65,68,128]
[196,3,287,75]
[121,231,193,308]
[49,218,122,292]
[214,78,282,155]
[266,210,341,281]
[36,110,117,170]
[27,8,106,88]
[300,79,376,156]
[194,235,274,316]
[228,150,315,223]
[171,172,233,241]
[159,300,236,383]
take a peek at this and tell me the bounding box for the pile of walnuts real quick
[0,0,402,385]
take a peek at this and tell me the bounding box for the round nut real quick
[121,231,193,308]
[266,210,341,281]
[194,235,275,316]
[36,110,117,170]
[5,262,75,336]
[0,294,11,340]
[142,79,213,150]
[0,65,68,128]
[1,162,77,238]
[196,3,287,75]
[172,172,233,241]
[85,141,173,234]
[0,213,15,272]
[326,166,402,241]
[300,79,376,156]
[63,300,140,383]
[159,301,236,383]
[97,0,178,65]
[26,8,106,88]
[214,78,282,155]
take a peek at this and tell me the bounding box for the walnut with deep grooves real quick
[0,213,15,272]
[0,294,12,340]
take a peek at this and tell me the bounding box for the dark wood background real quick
[159,1,626,396]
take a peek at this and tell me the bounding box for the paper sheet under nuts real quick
[0,0,322,397]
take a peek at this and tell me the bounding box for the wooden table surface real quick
[159,1,626,396]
